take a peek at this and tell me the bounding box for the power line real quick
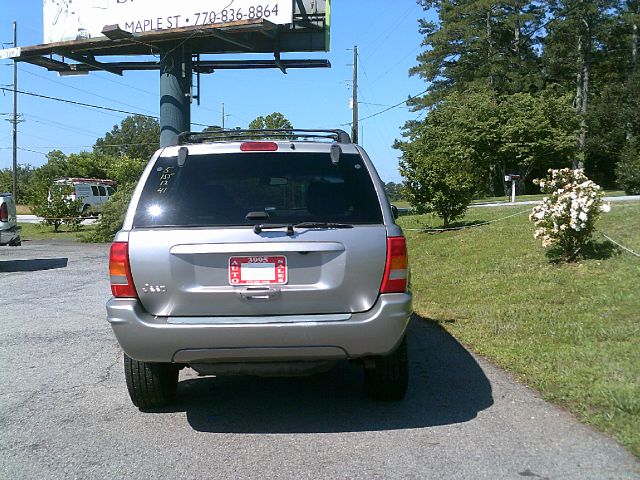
[92,72,159,98]
[18,67,160,116]
[17,146,48,156]
[361,3,421,61]
[0,87,212,129]
[369,46,422,85]
[17,65,249,124]
[340,88,428,126]
[3,141,158,151]
[1,87,158,118]
[20,130,74,148]
[23,113,104,137]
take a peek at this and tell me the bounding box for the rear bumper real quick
[106,293,412,363]
[0,225,20,246]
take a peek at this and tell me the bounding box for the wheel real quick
[364,335,409,401]
[124,353,179,409]
[9,237,21,246]
[81,204,91,217]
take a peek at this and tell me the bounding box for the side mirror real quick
[391,204,399,220]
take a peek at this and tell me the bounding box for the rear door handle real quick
[239,287,280,301]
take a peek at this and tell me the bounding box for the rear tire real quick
[364,335,408,401]
[124,353,179,409]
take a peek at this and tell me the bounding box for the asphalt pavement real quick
[0,241,638,479]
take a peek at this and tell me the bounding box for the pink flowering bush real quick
[529,168,610,261]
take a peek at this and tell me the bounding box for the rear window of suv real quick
[132,151,383,227]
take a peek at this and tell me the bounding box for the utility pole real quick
[221,102,225,129]
[12,21,18,203]
[351,45,358,144]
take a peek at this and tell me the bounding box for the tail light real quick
[240,141,278,151]
[109,242,137,298]
[0,202,7,222]
[380,236,409,293]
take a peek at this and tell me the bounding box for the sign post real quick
[504,174,521,203]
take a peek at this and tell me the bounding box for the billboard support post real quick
[160,47,192,147]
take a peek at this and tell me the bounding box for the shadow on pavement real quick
[156,314,493,433]
[0,257,69,272]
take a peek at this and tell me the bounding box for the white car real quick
[52,178,117,214]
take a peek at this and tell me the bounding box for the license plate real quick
[229,256,287,285]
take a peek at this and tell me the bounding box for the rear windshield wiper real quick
[294,222,353,229]
[253,222,353,236]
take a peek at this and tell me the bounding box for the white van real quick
[53,178,117,214]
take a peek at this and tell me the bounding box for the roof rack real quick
[54,177,117,185]
[177,129,352,145]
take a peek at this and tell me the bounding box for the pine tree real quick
[410,0,545,108]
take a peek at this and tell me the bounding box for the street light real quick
[102,25,133,40]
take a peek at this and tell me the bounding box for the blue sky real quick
[0,1,432,183]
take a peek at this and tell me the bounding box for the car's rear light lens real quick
[240,141,278,151]
[109,242,137,298]
[380,236,409,293]
[0,202,7,222]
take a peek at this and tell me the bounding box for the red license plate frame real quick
[228,255,288,285]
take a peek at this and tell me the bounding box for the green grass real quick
[398,201,640,456]
[18,222,94,242]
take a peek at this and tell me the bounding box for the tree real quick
[615,139,640,194]
[410,0,545,108]
[106,156,148,187]
[542,0,616,168]
[396,88,579,221]
[0,165,36,204]
[384,182,404,202]
[94,115,160,160]
[497,90,578,192]
[65,151,109,179]
[248,112,293,131]
[408,0,633,188]
[396,90,493,225]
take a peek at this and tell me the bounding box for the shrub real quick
[615,142,640,195]
[83,183,135,242]
[529,168,610,261]
[31,184,82,232]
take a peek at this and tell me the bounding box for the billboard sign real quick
[43,0,294,44]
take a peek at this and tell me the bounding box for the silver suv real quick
[106,129,412,409]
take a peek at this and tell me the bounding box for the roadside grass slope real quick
[398,201,640,456]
